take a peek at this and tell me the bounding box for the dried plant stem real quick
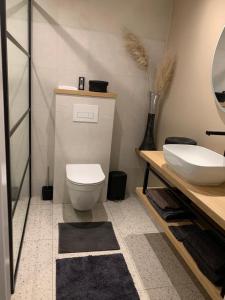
[154,53,176,95]
[146,71,151,91]
[122,30,175,98]
[123,30,149,71]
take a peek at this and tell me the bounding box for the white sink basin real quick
[163,144,225,186]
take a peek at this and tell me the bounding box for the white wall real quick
[32,0,173,196]
[157,0,225,155]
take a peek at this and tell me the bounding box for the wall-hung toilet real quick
[66,164,105,211]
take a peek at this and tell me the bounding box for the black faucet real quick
[206,130,225,156]
[206,131,225,136]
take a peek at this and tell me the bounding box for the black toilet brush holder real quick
[42,167,53,201]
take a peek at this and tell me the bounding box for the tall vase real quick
[139,91,160,150]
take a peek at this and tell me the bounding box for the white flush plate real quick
[73,104,99,123]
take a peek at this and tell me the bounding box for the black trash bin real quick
[107,171,127,201]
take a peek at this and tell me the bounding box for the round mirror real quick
[212,28,225,112]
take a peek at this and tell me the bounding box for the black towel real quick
[183,240,224,285]
[169,224,202,242]
[146,188,180,210]
[146,190,194,221]
[183,230,225,275]
[169,225,225,285]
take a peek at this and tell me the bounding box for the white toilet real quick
[66,164,105,211]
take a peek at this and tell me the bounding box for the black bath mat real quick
[56,254,140,300]
[58,222,120,253]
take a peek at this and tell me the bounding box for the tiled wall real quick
[32,0,173,196]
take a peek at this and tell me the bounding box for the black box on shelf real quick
[89,80,108,93]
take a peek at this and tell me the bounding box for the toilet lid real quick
[66,164,105,185]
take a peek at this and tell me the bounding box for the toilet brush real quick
[42,166,53,200]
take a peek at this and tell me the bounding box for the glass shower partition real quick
[0,0,31,293]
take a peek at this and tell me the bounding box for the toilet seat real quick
[66,164,105,185]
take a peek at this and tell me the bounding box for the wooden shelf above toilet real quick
[55,88,117,99]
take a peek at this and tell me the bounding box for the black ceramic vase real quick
[139,91,160,151]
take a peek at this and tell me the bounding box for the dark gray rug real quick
[56,254,140,300]
[58,222,120,253]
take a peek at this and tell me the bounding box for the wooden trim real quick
[136,187,222,300]
[139,151,225,231]
[55,88,117,99]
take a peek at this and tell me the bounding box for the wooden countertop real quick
[140,151,225,231]
[55,88,117,99]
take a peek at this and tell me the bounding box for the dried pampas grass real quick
[123,30,149,71]
[154,53,176,95]
[122,29,176,97]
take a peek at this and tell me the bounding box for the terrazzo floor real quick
[11,195,209,300]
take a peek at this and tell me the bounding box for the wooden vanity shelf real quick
[55,88,117,99]
[136,151,225,300]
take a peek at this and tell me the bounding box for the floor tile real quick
[125,233,209,298]
[174,284,209,300]
[13,240,39,299]
[52,204,64,240]
[13,239,53,300]
[106,197,158,237]
[138,289,151,300]
[31,196,53,206]
[34,240,53,284]
[145,284,209,300]
[25,204,53,241]
[11,285,34,300]
[63,202,112,223]
[145,286,180,300]
[125,234,172,289]
[144,233,209,299]
[53,202,112,239]
[32,289,53,300]
[144,233,196,287]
